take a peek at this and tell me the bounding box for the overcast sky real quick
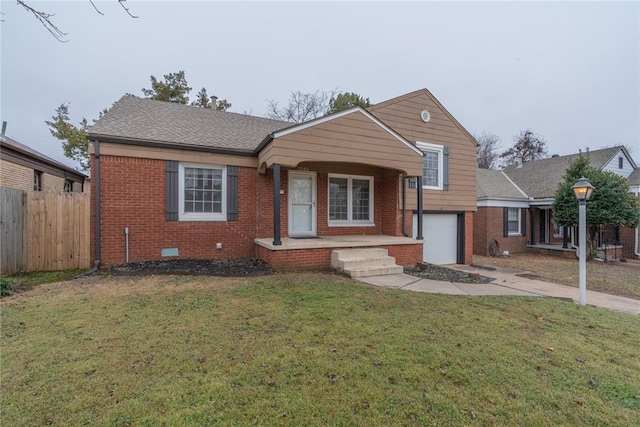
[1,1,639,170]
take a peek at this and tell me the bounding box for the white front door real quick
[288,171,317,237]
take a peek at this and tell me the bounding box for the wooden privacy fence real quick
[1,188,91,275]
[1,187,26,275]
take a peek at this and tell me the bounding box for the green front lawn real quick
[2,273,638,426]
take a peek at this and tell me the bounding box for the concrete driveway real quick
[357,264,640,316]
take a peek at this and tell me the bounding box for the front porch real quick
[527,243,577,259]
[527,242,625,261]
[255,235,423,271]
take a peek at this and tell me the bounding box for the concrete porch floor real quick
[254,235,422,251]
[527,243,575,252]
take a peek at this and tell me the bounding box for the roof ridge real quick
[117,94,291,125]
[368,88,477,147]
[500,170,529,198]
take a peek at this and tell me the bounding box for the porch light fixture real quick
[571,177,595,306]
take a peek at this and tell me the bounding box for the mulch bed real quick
[104,258,272,277]
[104,258,493,284]
[404,262,494,284]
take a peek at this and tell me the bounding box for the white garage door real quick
[413,214,458,264]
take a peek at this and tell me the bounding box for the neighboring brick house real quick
[474,146,640,259]
[87,89,478,270]
[475,168,530,256]
[0,131,86,193]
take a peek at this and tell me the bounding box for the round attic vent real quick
[420,110,431,123]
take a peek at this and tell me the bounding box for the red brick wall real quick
[473,206,529,256]
[473,208,488,255]
[258,170,404,239]
[256,246,333,271]
[257,244,422,271]
[620,225,638,259]
[620,193,639,259]
[91,154,466,268]
[385,244,422,266]
[93,156,258,265]
[380,175,403,236]
[464,211,473,264]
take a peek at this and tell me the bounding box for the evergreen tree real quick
[45,103,106,172]
[327,92,371,114]
[553,155,640,257]
[142,71,192,104]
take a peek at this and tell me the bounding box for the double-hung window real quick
[328,174,373,226]
[507,208,521,235]
[416,142,444,190]
[33,171,42,191]
[178,163,226,221]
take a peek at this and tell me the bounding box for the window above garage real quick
[416,141,449,191]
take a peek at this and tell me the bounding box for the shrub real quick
[0,277,13,297]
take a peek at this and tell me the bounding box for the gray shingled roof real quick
[477,168,528,199]
[628,168,640,186]
[87,95,291,152]
[1,135,86,177]
[502,146,624,199]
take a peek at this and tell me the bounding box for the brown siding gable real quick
[257,108,425,176]
[368,88,477,147]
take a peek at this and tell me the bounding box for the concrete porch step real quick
[331,248,403,278]
[347,264,404,278]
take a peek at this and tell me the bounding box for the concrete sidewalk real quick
[357,264,640,316]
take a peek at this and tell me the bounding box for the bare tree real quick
[16,0,137,42]
[500,129,548,166]
[475,132,501,169]
[266,90,337,123]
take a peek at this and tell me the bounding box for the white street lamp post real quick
[571,177,595,306]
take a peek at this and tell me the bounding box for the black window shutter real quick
[166,161,179,221]
[443,146,450,191]
[227,165,239,221]
[521,208,527,236]
[503,207,509,237]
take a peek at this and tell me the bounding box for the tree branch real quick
[17,0,139,42]
[17,0,68,42]
[118,0,139,18]
[89,0,105,15]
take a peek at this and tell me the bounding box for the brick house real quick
[474,146,640,260]
[0,130,86,193]
[87,89,477,271]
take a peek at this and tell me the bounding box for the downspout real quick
[272,164,282,246]
[125,227,130,263]
[401,174,409,237]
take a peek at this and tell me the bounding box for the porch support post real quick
[562,226,569,248]
[272,163,282,246]
[416,178,423,240]
[529,206,536,245]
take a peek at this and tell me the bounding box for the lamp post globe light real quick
[571,177,595,306]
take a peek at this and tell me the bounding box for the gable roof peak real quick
[367,87,477,147]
